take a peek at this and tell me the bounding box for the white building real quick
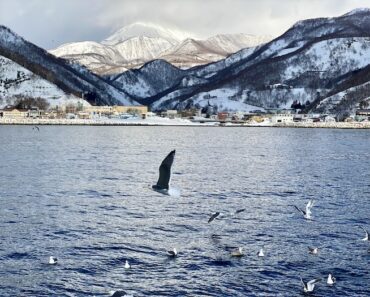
[271,114,294,124]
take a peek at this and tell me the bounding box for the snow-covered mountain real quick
[50,22,272,74]
[101,22,191,46]
[3,9,370,116]
[0,25,139,107]
[108,8,370,116]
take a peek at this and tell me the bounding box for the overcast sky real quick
[0,0,369,49]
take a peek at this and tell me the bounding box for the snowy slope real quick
[146,9,370,113]
[0,55,81,108]
[0,25,139,106]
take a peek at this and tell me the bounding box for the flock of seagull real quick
[46,149,369,296]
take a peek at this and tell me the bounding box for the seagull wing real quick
[306,199,314,212]
[300,278,307,290]
[208,212,220,223]
[360,226,369,239]
[307,279,320,291]
[156,150,176,189]
[293,205,305,215]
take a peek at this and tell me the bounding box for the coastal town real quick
[0,99,370,128]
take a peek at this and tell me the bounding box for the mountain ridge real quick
[50,22,272,75]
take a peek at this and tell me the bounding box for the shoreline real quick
[0,118,370,129]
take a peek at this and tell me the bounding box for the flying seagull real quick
[327,273,336,285]
[33,125,40,131]
[293,199,314,219]
[208,212,221,223]
[167,248,178,258]
[124,260,130,269]
[301,278,321,293]
[360,226,369,241]
[308,247,319,255]
[48,256,58,265]
[152,150,176,195]
[231,247,244,257]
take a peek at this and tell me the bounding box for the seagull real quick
[234,208,246,214]
[167,248,178,258]
[208,212,221,223]
[301,278,321,293]
[231,247,244,257]
[109,291,133,297]
[359,226,369,241]
[48,256,58,265]
[33,125,40,131]
[152,150,176,195]
[257,248,265,257]
[124,260,130,269]
[327,273,336,285]
[293,199,314,219]
[308,247,319,255]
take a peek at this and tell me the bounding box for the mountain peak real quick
[102,22,196,46]
[343,7,370,17]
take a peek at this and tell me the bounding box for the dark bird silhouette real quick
[152,150,176,194]
[110,291,132,297]
[33,125,40,131]
[234,208,246,215]
[208,212,221,223]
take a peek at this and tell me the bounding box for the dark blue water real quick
[0,126,369,297]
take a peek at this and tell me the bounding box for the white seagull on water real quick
[124,260,130,269]
[257,248,265,257]
[327,273,336,285]
[308,247,319,255]
[48,256,58,265]
[167,248,178,258]
[231,247,244,257]
[300,277,321,293]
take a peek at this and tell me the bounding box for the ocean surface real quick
[0,126,369,297]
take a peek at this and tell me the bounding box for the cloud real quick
[0,0,369,49]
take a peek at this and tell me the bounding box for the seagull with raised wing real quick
[305,199,314,215]
[152,150,176,195]
[293,199,314,220]
[360,226,369,241]
[327,273,336,285]
[301,278,321,293]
